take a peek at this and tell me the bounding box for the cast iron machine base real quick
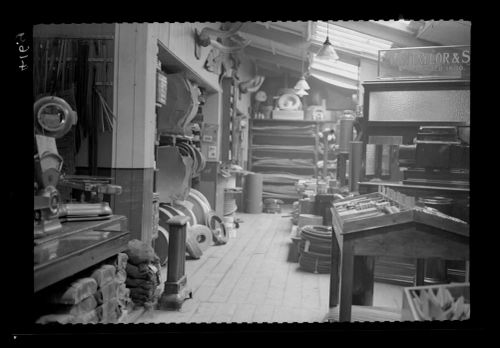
[158,215,192,310]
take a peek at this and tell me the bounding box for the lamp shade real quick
[316,37,339,61]
[294,76,310,90]
[295,88,309,97]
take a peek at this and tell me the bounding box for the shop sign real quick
[378,45,470,80]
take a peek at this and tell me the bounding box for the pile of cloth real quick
[124,240,162,309]
[36,277,100,324]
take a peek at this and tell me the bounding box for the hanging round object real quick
[278,93,301,111]
[190,188,211,210]
[188,224,213,251]
[160,203,190,227]
[176,143,198,175]
[153,225,169,266]
[172,200,198,226]
[206,211,228,245]
[34,96,77,138]
[187,191,210,226]
[159,206,175,228]
[255,90,267,102]
[191,146,205,176]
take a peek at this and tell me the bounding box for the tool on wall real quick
[198,23,251,83]
[238,75,265,94]
[194,22,250,60]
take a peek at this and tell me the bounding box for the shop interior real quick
[32,20,470,324]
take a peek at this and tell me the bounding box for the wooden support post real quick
[352,256,375,306]
[415,258,426,286]
[339,240,354,322]
[329,229,341,307]
[465,261,470,282]
[159,215,192,310]
[337,153,348,187]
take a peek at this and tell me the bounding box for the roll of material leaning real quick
[298,214,323,228]
[188,224,213,251]
[187,191,210,226]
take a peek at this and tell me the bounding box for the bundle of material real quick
[36,277,99,324]
[91,264,122,323]
[298,225,333,274]
[263,184,301,198]
[124,240,162,309]
[253,156,314,167]
[252,124,316,135]
[263,198,283,214]
[253,144,316,152]
[113,253,131,321]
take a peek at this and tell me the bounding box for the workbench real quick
[359,181,469,285]
[329,193,469,322]
[34,215,130,293]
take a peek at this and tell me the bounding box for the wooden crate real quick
[332,192,413,234]
[401,282,470,321]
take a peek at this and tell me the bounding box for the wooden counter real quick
[34,215,130,293]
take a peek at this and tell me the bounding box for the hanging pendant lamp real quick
[294,52,311,90]
[295,88,309,97]
[316,21,339,61]
[294,76,310,91]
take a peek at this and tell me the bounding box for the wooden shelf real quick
[252,132,315,139]
[252,164,315,170]
[252,119,334,124]
[249,118,321,181]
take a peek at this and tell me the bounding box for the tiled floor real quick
[137,211,403,324]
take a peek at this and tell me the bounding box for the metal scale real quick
[33,96,122,239]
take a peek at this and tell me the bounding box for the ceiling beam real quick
[256,21,308,37]
[241,23,311,48]
[244,46,304,73]
[334,21,437,48]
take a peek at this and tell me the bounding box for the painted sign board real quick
[378,45,470,80]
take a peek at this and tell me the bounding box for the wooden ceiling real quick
[238,21,470,78]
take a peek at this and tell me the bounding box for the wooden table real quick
[34,215,130,293]
[359,181,469,285]
[334,206,469,322]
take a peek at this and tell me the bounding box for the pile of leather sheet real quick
[262,184,299,197]
[252,144,316,152]
[261,173,313,199]
[252,124,316,135]
[253,156,314,167]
